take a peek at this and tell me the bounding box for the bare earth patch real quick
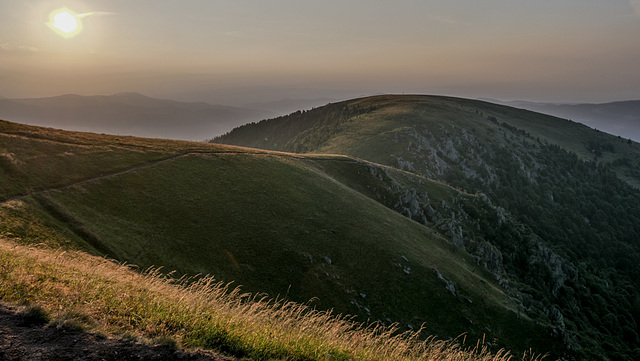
[0,304,235,361]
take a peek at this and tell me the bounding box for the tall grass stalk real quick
[0,238,543,361]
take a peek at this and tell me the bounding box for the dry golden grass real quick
[0,237,545,361]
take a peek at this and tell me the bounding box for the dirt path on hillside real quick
[0,304,236,361]
[1,149,306,205]
[0,153,191,205]
[53,153,190,191]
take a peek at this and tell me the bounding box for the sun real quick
[47,8,83,38]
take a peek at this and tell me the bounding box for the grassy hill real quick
[0,119,559,359]
[212,95,640,361]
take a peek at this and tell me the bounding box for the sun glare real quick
[47,8,83,38]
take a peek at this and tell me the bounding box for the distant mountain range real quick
[0,93,273,141]
[483,98,640,142]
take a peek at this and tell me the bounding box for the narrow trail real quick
[52,153,191,192]
[0,153,190,205]
[0,150,287,205]
[0,149,367,205]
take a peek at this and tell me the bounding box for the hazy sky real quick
[1,0,639,104]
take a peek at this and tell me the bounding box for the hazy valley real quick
[0,93,274,141]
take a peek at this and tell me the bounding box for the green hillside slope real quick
[0,119,560,357]
[212,95,640,361]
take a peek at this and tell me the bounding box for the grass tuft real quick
[49,309,94,331]
[17,304,50,326]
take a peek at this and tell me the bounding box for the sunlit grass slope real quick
[0,237,543,361]
[0,120,556,357]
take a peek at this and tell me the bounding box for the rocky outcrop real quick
[393,188,440,226]
[529,243,578,297]
[474,241,504,275]
[433,268,457,296]
[437,219,465,249]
